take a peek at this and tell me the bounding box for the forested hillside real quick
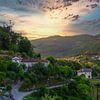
[32,35,100,57]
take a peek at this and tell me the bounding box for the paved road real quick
[11,83,64,100]
[11,82,33,100]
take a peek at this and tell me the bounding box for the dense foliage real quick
[0,26,33,57]
[0,54,99,100]
[0,59,25,90]
[0,25,99,100]
[22,57,93,100]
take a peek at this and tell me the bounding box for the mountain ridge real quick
[32,34,100,57]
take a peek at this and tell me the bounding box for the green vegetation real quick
[32,35,100,57]
[20,57,82,91]
[0,52,99,100]
[24,76,92,100]
[22,57,94,100]
[0,59,25,91]
[0,25,100,100]
[0,25,33,57]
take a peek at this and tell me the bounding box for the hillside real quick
[32,35,100,57]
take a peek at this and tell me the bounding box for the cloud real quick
[0,0,100,39]
[67,7,100,35]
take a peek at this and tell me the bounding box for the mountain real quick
[32,35,100,57]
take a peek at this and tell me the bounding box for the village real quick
[12,56,93,79]
[0,53,100,100]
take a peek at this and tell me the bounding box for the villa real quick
[77,68,92,79]
[12,56,50,68]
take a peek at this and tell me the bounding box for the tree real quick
[7,71,17,80]
[18,66,24,79]
[32,63,48,80]
[68,79,78,96]
[58,85,68,99]
[26,71,38,84]
[78,84,91,98]
[0,60,8,72]
[48,63,59,77]
[0,25,34,57]
[0,72,6,82]
[33,53,41,59]
[47,56,56,64]
[19,37,33,56]
[65,60,82,70]
[7,61,19,73]
[58,66,74,79]
[20,78,33,91]
[38,87,48,97]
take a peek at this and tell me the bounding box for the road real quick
[11,83,64,100]
[11,82,33,100]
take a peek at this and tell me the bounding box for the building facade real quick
[12,57,50,68]
[77,68,92,79]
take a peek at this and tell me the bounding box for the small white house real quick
[77,68,92,79]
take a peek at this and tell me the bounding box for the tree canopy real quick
[0,25,33,57]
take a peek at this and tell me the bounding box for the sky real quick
[0,0,100,40]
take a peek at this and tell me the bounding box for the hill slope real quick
[32,35,100,57]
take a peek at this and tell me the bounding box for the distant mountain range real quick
[32,35,100,57]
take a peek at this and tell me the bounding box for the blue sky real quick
[82,8,100,20]
[69,7,100,35]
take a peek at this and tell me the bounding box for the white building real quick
[12,57,49,68]
[77,68,92,79]
[21,59,49,68]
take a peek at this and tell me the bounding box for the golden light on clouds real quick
[0,0,100,39]
[13,0,91,39]
[13,13,68,39]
